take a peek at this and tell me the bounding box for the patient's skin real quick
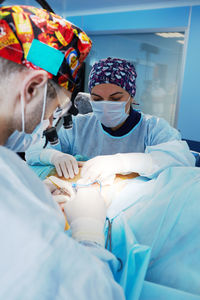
[44,171,137,212]
[43,161,138,216]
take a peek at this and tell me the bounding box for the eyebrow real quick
[110,92,123,96]
[91,92,124,97]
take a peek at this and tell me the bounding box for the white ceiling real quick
[4,0,200,16]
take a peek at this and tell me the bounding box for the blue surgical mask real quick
[90,97,130,128]
[5,119,49,152]
[5,83,49,152]
[5,130,33,152]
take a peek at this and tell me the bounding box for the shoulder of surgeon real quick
[141,112,177,129]
[141,112,181,140]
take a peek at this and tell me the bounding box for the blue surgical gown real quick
[24,111,200,298]
[107,167,200,299]
[26,112,195,178]
[0,146,126,299]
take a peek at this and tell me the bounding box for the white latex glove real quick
[52,194,72,212]
[44,176,76,199]
[40,149,79,179]
[43,177,57,193]
[81,153,153,183]
[64,188,106,246]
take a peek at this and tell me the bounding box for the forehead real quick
[91,83,128,96]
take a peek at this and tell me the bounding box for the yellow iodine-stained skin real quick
[47,166,139,231]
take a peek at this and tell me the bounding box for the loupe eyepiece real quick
[43,127,59,148]
[68,104,79,116]
[63,115,72,129]
[61,87,79,129]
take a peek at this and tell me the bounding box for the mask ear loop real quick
[125,95,131,115]
[20,94,25,132]
[40,82,48,123]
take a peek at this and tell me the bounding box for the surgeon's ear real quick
[21,70,48,103]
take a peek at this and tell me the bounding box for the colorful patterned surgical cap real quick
[0,5,92,91]
[88,57,137,97]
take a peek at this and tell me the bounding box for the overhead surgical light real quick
[155,32,184,38]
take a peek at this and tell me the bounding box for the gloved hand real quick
[64,188,106,246]
[44,175,75,203]
[81,153,153,184]
[40,149,79,179]
[43,176,75,198]
[80,154,122,185]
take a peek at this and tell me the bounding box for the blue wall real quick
[69,6,200,142]
[68,7,189,32]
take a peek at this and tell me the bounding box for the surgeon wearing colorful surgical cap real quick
[0,5,127,300]
[26,57,195,183]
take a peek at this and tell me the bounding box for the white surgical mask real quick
[5,83,49,152]
[90,96,130,128]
